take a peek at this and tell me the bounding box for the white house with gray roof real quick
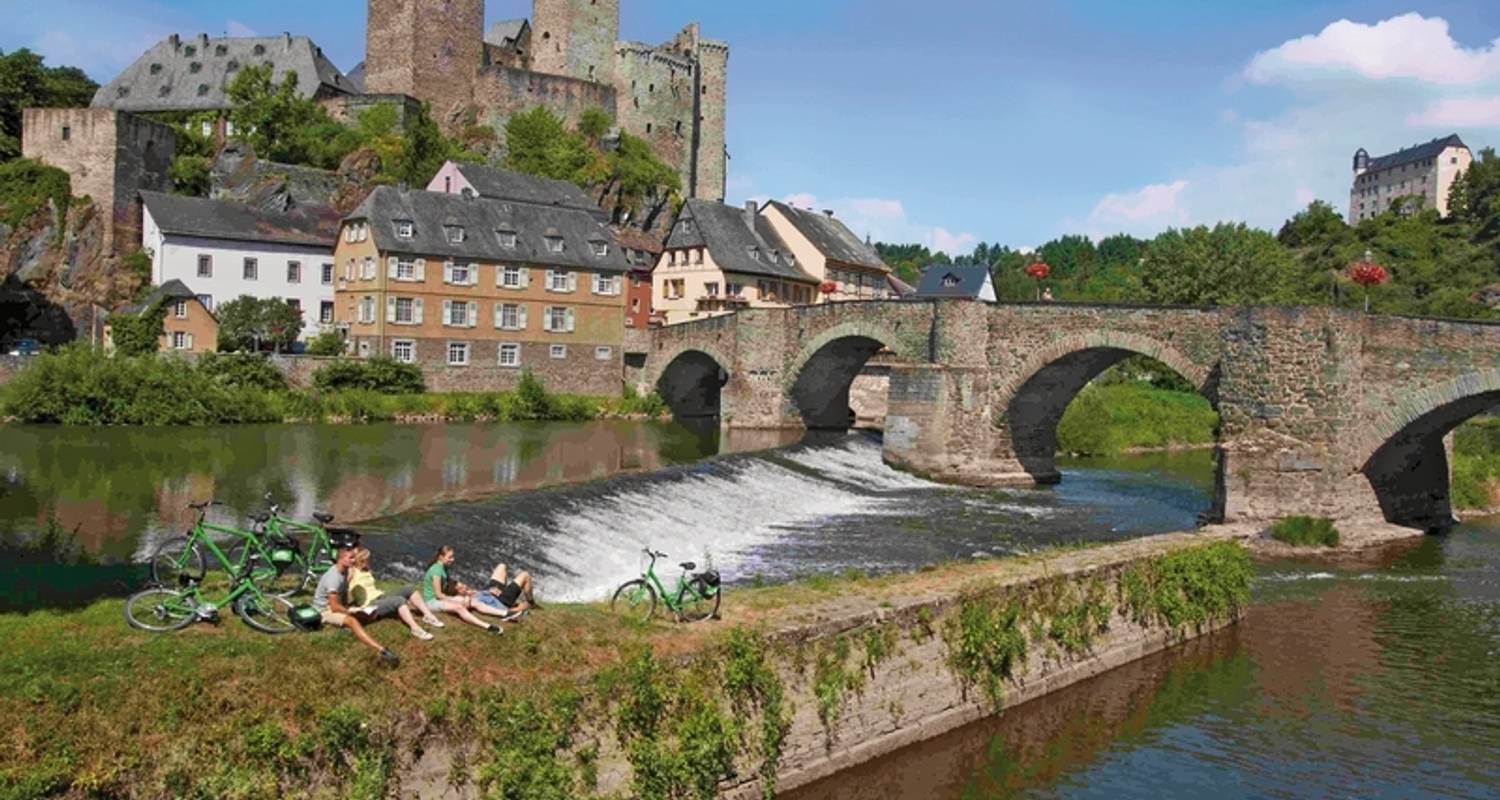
[1349,134,1472,223]
[140,192,341,346]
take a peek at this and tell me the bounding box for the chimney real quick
[744,200,757,229]
[822,209,834,218]
[169,34,180,50]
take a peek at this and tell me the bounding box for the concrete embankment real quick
[398,530,1254,799]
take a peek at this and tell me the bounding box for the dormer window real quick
[942,274,960,288]
[395,220,414,239]
[545,236,564,254]
[590,241,608,257]
[497,230,517,248]
[748,247,760,261]
[445,225,465,244]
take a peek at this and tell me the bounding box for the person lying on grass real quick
[469,563,537,620]
[315,545,400,665]
[346,547,444,641]
[421,545,503,634]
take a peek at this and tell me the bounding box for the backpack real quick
[288,604,323,632]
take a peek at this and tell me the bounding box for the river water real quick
[4,421,1497,797]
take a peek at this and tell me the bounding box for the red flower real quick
[819,280,838,295]
[1025,261,1051,280]
[1348,261,1388,287]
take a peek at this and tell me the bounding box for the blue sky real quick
[8,2,1500,253]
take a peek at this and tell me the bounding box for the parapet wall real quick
[472,65,618,134]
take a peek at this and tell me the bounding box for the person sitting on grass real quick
[470,563,537,620]
[421,545,503,634]
[346,547,445,640]
[315,545,399,665]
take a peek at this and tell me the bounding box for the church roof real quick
[93,33,351,112]
[666,200,815,282]
[1366,134,1469,173]
[764,200,888,272]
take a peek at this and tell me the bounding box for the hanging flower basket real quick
[819,280,838,295]
[1347,257,1388,312]
[1025,261,1051,281]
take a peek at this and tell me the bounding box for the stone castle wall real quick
[613,42,696,191]
[532,0,620,84]
[471,65,618,134]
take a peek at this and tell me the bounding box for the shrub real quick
[0,158,71,228]
[109,301,166,357]
[196,352,287,392]
[311,358,424,394]
[1268,516,1340,547]
[513,370,555,420]
[304,330,347,357]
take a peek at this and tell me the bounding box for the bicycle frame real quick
[641,552,698,611]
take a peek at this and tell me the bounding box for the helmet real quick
[288,604,323,632]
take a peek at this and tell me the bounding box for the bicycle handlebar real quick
[642,547,668,559]
[186,500,223,510]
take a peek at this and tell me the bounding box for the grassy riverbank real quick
[0,536,1249,800]
[0,346,664,426]
[1056,383,1218,455]
[1453,417,1500,510]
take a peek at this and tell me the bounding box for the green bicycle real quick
[257,494,338,594]
[610,548,721,623]
[127,503,297,634]
[150,501,302,597]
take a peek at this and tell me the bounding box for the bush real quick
[311,358,425,394]
[0,158,71,228]
[1056,383,1218,455]
[1268,516,1340,547]
[196,352,287,392]
[304,330,347,357]
[513,370,555,420]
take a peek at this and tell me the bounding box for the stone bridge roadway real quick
[636,299,1500,530]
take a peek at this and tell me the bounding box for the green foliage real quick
[1141,223,1296,306]
[226,65,330,166]
[616,649,667,743]
[721,629,789,800]
[195,352,287,392]
[1120,542,1253,631]
[506,106,592,180]
[944,594,1028,709]
[614,385,668,418]
[1269,516,1341,547]
[1056,383,1218,455]
[476,692,586,800]
[311,357,423,394]
[812,635,864,729]
[0,48,98,162]
[168,155,212,196]
[109,301,166,357]
[304,329,347,357]
[1452,417,1500,509]
[122,249,153,294]
[0,158,70,228]
[1044,578,1112,656]
[216,296,304,353]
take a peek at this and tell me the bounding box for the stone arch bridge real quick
[638,300,1500,530]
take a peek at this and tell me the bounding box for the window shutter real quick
[517,305,528,330]
[467,301,477,328]
[613,276,622,296]
[565,308,576,332]
[520,267,530,288]
[413,298,424,324]
[386,297,397,323]
[443,261,453,284]
[567,272,578,292]
[471,267,480,287]
[442,299,453,325]
[415,259,426,281]
[185,333,194,350]
[545,269,555,290]
[387,256,398,279]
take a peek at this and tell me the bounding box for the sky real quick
[8,1,1500,254]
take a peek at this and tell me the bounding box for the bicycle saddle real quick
[680,561,697,571]
[313,512,334,524]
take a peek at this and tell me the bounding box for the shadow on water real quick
[0,520,147,612]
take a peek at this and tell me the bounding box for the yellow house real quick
[104,279,218,354]
[759,200,892,301]
[653,199,819,325]
[334,185,629,395]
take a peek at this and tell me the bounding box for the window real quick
[287,261,301,284]
[445,225,466,244]
[548,270,573,292]
[545,236,564,253]
[444,300,472,327]
[942,274,960,288]
[748,247,760,261]
[396,258,416,281]
[1452,156,1459,164]
[705,282,719,297]
[544,306,572,332]
[595,346,613,361]
[392,297,416,324]
[201,120,213,138]
[359,296,376,323]
[590,241,608,257]
[172,331,189,350]
[225,120,236,137]
[668,251,677,267]
[593,274,617,295]
[496,303,523,330]
[61,126,71,141]
[447,342,470,366]
[361,258,375,280]
[500,265,525,288]
[727,283,743,297]
[172,299,188,318]
[243,257,258,280]
[497,230,518,248]
[358,340,371,357]
[395,220,414,239]
[498,343,521,368]
[550,344,568,359]
[286,298,300,312]
[448,261,473,285]
[321,263,334,285]
[392,340,415,364]
[694,249,704,265]
[320,301,334,324]
[197,254,212,278]
[197,294,213,311]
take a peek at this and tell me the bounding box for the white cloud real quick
[930,227,977,254]
[225,19,257,38]
[1245,13,1500,86]
[1406,96,1500,128]
[1089,180,1189,227]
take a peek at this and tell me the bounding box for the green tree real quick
[168,155,212,196]
[504,106,591,181]
[216,296,305,353]
[0,49,98,162]
[1278,200,1356,305]
[110,302,166,356]
[1140,223,1295,306]
[226,65,327,164]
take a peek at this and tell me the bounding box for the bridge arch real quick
[1001,331,1219,484]
[650,345,731,421]
[784,321,905,430]
[1345,369,1500,529]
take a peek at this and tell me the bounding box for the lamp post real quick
[1025,260,1051,301]
[1347,250,1388,313]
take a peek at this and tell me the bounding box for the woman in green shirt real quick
[422,545,501,633]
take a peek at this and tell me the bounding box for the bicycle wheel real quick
[150,536,205,589]
[234,592,298,635]
[611,579,657,622]
[228,543,302,597]
[124,588,197,633]
[676,578,720,623]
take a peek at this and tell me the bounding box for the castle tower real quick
[364,0,484,119]
[693,40,729,202]
[532,0,619,85]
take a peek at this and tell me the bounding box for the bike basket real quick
[288,604,322,632]
[697,570,721,588]
[271,548,297,565]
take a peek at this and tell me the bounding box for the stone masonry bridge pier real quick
[638,300,1500,529]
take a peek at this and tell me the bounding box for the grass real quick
[1056,383,1218,456]
[1268,516,1341,548]
[1452,416,1500,510]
